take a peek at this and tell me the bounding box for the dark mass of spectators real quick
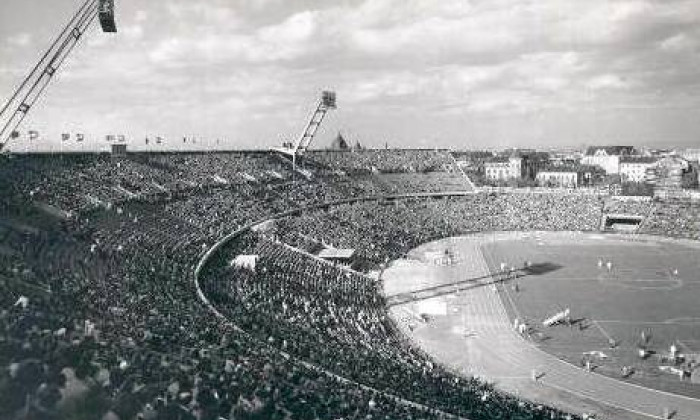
[277,194,603,271]
[307,149,458,174]
[602,197,653,216]
[201,229,579,420]
[640,200,700,240]
[0,151,470,217]
[10,150,690,420]
[2,191,458,419]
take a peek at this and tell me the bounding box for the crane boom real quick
[272,91,336,163]
[0,0,117,151]
[296,91,336,154]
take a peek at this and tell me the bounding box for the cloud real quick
[147,10,318,66]
[4,0,700,151]
[165,2,239,26]
[586,74,634,90]
[658,32,698,52]
[4,32,32,48]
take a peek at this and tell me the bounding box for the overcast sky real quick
[1,0,700,152]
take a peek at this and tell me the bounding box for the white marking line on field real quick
[592,320,615,343]
[485,375,533,380]
[676,340,696,353]
[480,245,524,323]
[500,272,523,322]
[470,233,700,409]
[594,319,700,325]
[541,380,667,420]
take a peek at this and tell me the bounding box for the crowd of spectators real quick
[640,200,700,240]
[201,230,578,420]
[10,149,700,420]
[277,194,603,271]
[602,197,653,216]
[307,150,457,174]
[3,188,463,419]
[0,153,300,214]
[0,151,470,217]
[0,150,478,420]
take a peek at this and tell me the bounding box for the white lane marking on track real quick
[595,318,700,325]
[541,380,667,420]
[592,320,615,343]
[466,234,700,412]
[400,234,700,419]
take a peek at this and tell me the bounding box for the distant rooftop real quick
[585,146,635,156]
[540,163,603,173]
[620,156,657,164]
[485,156,511,164]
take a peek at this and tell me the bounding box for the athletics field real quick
[481,232,700,399]
[384,232,700,419]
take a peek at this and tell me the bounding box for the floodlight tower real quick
[272,91,337,167]
[0,0,117,151]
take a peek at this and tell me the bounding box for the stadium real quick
[2,1,700,420]
[1,150,699,420]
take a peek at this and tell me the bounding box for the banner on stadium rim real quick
[98,0,117,33]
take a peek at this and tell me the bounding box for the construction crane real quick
[272,91,337,167]
[0,0,117,151]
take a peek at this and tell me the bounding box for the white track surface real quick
[383,234,700,420]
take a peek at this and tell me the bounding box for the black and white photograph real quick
[1,1,700,419]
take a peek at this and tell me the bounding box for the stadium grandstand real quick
[1,148,700,419]
[3,1,700,419]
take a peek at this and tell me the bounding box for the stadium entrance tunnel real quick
[603,214,643,232]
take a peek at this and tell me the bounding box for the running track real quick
[384,234,700,420]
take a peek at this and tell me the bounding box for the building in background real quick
[519,150,550,181]
[548,152,579,167]
[646,156,691,191]
[484,154,521,181]
[581,146,635,174]
[679,149,700,163]
[619,156,658,182]
[535,164,604,188]
[536,167,578,188]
